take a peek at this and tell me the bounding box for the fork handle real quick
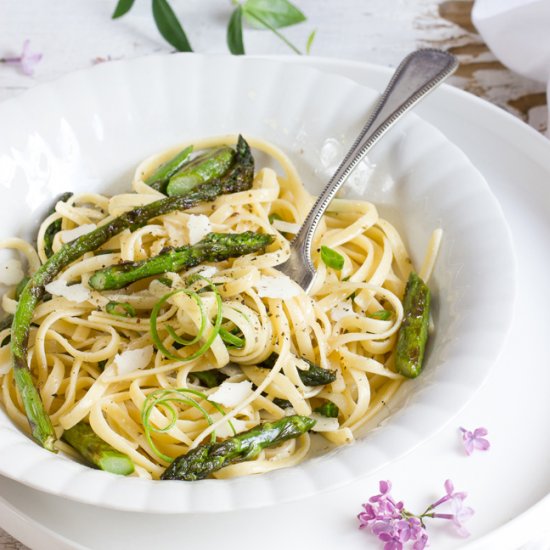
[289,49,458,288]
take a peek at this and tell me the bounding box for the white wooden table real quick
[0,1,546,548]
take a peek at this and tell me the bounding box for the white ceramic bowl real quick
[0,54,515,513]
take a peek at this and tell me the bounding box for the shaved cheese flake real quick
[188,214,211,245]
[164,220,185,247]
[198,265,218,278]
[58,224,97,243]
[310,413,339,432]
[208,380,253,407]
[44,280,91,303]
[256,275,301,299]
[113,346,154,376]
[0,258,24,285]
[272,219,301,234]
[211,414,249,438]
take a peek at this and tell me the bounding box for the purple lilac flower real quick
[358,479,474,548]
[429,480,474,537]
[0,40,42,76]
[358,481,429,549]
[459,426,490,455]
[450,497,475,537]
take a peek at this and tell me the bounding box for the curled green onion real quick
[165,289,206,347]
[141,387,235,462]
[106,301,136,317]
[150,277,223,361]
[219,327,245,348]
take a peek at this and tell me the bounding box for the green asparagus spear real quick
[62,421,134,475]
[259,353,337,386]
[11,135,254,451]
[144,146,193,193]
[166,147,235,197]
[193,369,228,388]
[272,397,292,409]
[15,277,30,301]
[314,401,339,418]
[88,232,273,290]
[43,192,74,258]
[395,272,431,378]
[161,415,315,481]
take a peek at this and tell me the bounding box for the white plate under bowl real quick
[0,54,515,514]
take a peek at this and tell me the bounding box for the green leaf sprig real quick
[320,245,345,271]
[112,0,314,56]
[228,0,314,55]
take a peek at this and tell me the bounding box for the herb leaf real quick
[106,301,136,318]
[227,6,245,55]
[369,310,392,321]
[112,0,135,19]
[152,0,193,52]
[243,0,306,29]
[320,245,344,271]
[305,29,316,55]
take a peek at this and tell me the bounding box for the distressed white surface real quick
[0,0,546,131]
[0,1,546,548]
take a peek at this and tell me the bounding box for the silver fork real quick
[275,49,458,292]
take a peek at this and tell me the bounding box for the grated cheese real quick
[188,214,211,245]
[310,413,339,432]
[208,380,253,407]
[113,346,154,376]
[44,280,91,303]
[256,275,301,299]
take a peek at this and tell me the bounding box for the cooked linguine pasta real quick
[0,135,439,480]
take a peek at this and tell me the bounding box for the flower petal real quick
[473,438,490,451]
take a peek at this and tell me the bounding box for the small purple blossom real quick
[459,426,490,455]
[0,40,42,76]
[358,479,474,549]
[450,497,475,537]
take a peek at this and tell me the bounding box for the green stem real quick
[246,11,302,55]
